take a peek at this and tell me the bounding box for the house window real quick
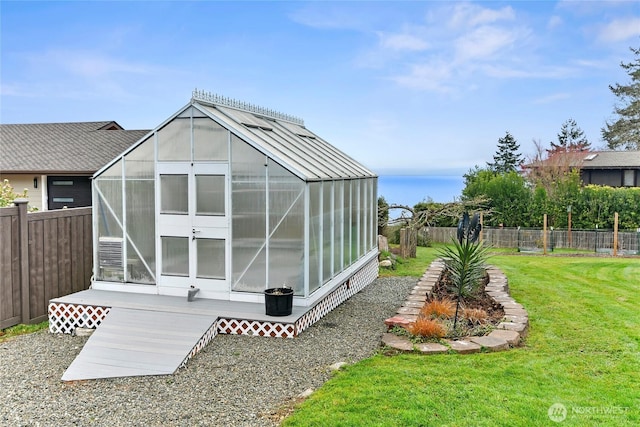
[623,170,635,187]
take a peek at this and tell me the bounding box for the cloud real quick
[533,93,571,104]
[454,25,522,61]
[449,3,515,28]
[29,50,151,78]
[391,61,454,93]
[597,18,640,42]
[378,32,429,51]
[547,15,563,30]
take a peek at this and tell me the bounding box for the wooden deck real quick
[62,308,216,381]
[50,289,309,323]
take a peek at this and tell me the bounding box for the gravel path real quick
[0,277,416,427]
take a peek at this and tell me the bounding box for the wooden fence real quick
[427,226,640,254]
[0,200,92,329]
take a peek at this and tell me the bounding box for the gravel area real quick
[0,277,416,427]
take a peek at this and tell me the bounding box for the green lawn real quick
[283,249,640,426]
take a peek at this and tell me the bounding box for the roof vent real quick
[584,153,598,161]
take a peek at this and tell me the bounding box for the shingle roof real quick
[579,151,640,169]
[0,121,150,173]
[526,150,640,170]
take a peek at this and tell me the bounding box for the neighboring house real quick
[526,150,640,188]
[579,151,640,187]
[91,91,379,306]
[0,121,150,210]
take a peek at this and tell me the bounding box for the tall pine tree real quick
[548,118,591,154]
[602,46,640,150]
[487,131,523,174]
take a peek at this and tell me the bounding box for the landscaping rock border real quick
[383,260,529,354]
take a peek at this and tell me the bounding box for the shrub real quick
[408,318,446,339]
[421,299,455,319]
[462,307,488,325]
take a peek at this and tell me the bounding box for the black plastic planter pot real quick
[264,287,294,316]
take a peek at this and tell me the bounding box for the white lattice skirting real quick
[49,257,378,343]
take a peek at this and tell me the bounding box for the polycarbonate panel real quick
[351,180,359,263]
[125,137,154,178]
[95,178,123,239]
[360,178,367,258]
[158,118,190,161]
[195,100,376,181]
[343,180,351,267]
[333,180,343,272]
[309,182,321,293]
[160,175,188,214]
[371,178,378,250]
[197,239,225,279]
[322,181,332,282]
[267,160,305,295]
[161,236,189,276]
[125,179,155,283]
[196,175,225,216]
[232,135,267,292]
[193,117,228,161]
[95,158,124,282]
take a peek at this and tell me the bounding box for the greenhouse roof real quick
[191,90,376,181]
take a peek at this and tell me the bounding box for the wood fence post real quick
[543,214,548,255]
[613,212,619,256]
[15,199,30,324]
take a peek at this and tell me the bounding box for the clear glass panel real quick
[125,137,154,179]
[197,239,225,279]
[232,135,267,292]
[309,182,322,293]
[322,181,332,282]
[333,180,343,272]
[160,175,188,214]
[343,180,351,267]
[267,160,305,295]
[157,118,190,161]
[161,236,189,276]
[194,118,228,161]
[196,175,225,216]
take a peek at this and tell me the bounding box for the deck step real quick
[62,307,217,381]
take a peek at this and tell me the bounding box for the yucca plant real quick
[438,212,490,329]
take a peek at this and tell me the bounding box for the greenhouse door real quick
[157,163,229,298]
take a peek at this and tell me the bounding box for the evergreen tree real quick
[601,46,640,150]
[487,131,523,174]
[548,118,591,154]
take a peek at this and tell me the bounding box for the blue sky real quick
[2,1,639,185]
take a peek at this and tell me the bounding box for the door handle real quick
[192,228,201,240]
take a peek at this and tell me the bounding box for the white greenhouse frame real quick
[91,91,378,307]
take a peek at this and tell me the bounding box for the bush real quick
[420,299,455,319]
[408,318,446,339]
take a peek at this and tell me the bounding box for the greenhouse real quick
[91,90,379,307]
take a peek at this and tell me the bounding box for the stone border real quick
[383,259,529,354]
